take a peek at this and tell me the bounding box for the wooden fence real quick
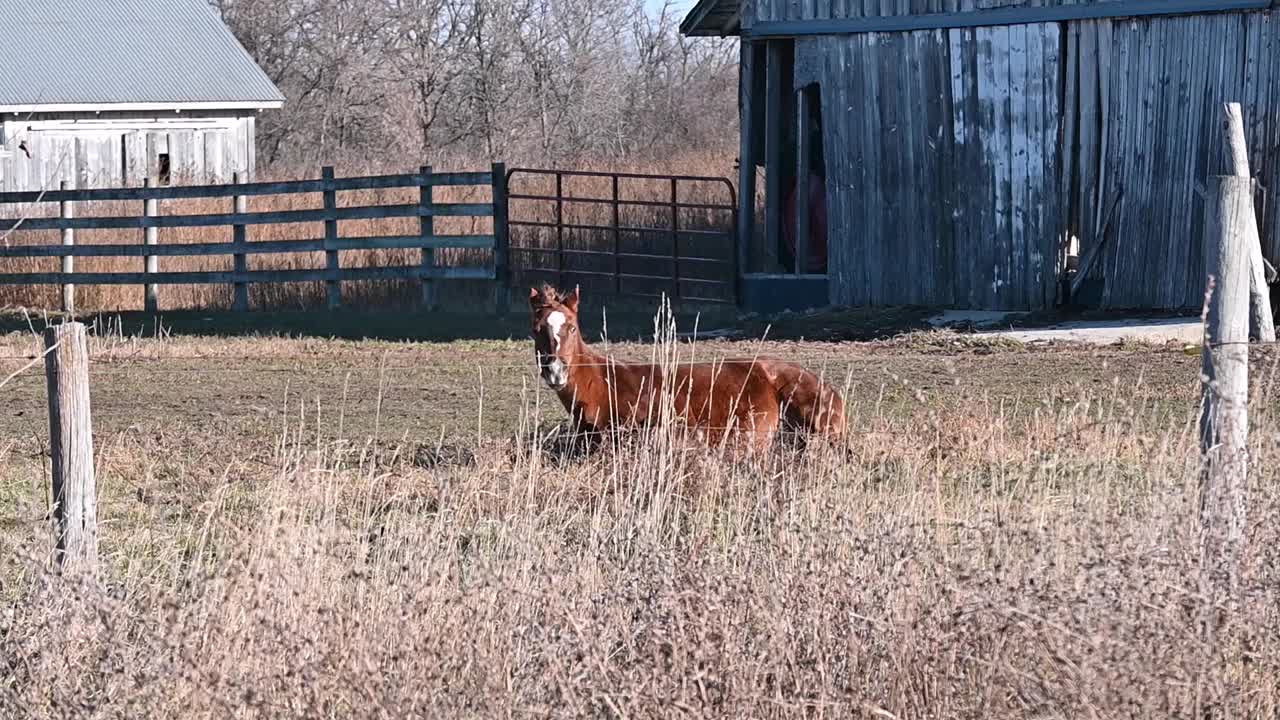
[0,163,510,313]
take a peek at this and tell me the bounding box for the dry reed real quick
[1,314,1278,718]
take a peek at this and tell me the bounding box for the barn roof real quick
[680,0,741,36]
[0,0,285,114]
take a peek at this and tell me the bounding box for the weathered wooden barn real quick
[682,0,1280,311]
[0,0,284,192]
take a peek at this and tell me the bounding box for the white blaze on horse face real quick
[546,311,567,351]
[538,310,570,389]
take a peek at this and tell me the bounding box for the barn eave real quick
[680,0,741,37]
[0,100,285,116]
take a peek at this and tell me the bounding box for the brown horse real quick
[528,284,845,451]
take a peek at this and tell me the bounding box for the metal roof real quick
[679,0,741,36]
[0,0,285,113]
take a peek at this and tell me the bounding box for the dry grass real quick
[1,314,1279,718]
[0,154,741,313]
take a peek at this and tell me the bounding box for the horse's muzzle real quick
[540,359,568,390]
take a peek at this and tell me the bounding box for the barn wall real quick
[1069,12,1280,309]
[753,0,1238,24]
[810,23,1063,310]
[780,6,1280,311]
[0,111,256,192]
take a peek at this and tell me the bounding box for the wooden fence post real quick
[43,322,98,574]
[419,165,437,310]
[144,179,159,313]
[491,162,510,315]
[1221,102,1275,342]
[1198,173,1252,643]
[60,181,74,314]
[232,172,249,311]
[322,167,341,310]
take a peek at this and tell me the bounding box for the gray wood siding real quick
[1070,12,1280,309]
[815,22,1062,310]
[754,0,1245,23]
[0,112,255,192]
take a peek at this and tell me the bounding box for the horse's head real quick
[528,283,582,390]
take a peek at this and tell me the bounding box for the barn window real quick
[157,153,171,186]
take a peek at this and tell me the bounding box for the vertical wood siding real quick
[0,114,254,191]
[1070,12,1280,309]
[756,0,1172,24]
[814,22,1062,309]
[796,7,1278,311]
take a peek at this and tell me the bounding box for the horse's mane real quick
[531,283,561,308]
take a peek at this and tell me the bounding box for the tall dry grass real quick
[0,154,741,312]
[1,318,1278,717]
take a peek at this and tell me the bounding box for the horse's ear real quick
[562,285,580,313]
[528,287,540,308]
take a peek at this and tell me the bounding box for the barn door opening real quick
[736,39,829,314]
[783,82,826,275]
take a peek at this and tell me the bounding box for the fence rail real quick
[0,164,508,312]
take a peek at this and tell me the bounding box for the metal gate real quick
[504,168,738,304]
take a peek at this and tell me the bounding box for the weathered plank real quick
[1175,15,1208,308]
[737,39,758,276]
[751,0,1269,32]
[0,235,496,258]
[0,266,494,286]
[950,27,979,307]
[0,171,492,205]
[765,40,786,272]
[795,84,812,275]
[0,202,493,233]
[1009,22,1029,306]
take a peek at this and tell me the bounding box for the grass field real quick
[1,307,1278,717]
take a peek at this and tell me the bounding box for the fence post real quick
[1198,173,1252,645]
[232,172,249,311]
[323,167,341,310]
[1221,102,1275,342]
[144,179,159,313]
[60,181,74,314]
[491,162,509,315]
[43,322,98,574]
[419,165,437,310]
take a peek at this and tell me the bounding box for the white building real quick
[0,0,285,191]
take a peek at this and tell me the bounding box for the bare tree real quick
[210,0,738,168]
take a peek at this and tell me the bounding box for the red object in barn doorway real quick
[783,172,828,274]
